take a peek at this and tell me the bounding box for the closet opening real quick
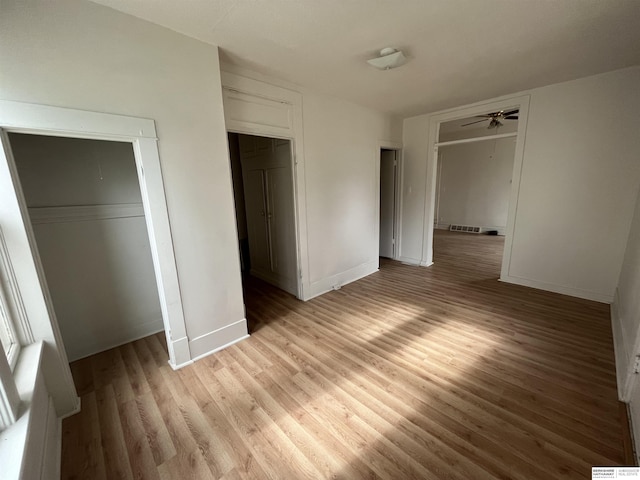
[7,133,165,362]
[227,132,299,329]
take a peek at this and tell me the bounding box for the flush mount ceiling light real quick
[367,47,407,70]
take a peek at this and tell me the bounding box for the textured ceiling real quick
[89,0,640,117]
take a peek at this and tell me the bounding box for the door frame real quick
[229,132,300,296]
[221,71,308,300]
[376,145,403,261]
[0,100,190,370]
[421,95,530,280]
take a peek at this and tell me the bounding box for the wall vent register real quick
[449,225,482,233]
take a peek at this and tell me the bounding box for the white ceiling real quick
[89,0,640,118]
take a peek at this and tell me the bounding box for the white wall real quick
[402,67,640,302]
[397,116,430,264]
[0,0,247,362]
[11,135,142,207]
[220,65,403,298]
[302,90,402,291]
[436,137,516,233]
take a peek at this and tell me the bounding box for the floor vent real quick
[450,224,482,234]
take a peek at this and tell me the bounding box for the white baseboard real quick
[304,260,378,301]
[397,256,421,266]
[249,268,297,296]
[190,334,250,364]
[186,318,249,362]
[499,274,614,304]
[59,399,81,421]
[167,335,192,369]
[67,319,165,362]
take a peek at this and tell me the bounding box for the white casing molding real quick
[421,95,531,278]
[611,286,640,403]
[0,100,189,376]
[375,142,403,261]
[304,260,379,301]
[221,71,310,300]
[0,342,61,480]
[499,274,614,304]
[611,291,630,401]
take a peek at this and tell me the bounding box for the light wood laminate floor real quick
[61,231,627,479]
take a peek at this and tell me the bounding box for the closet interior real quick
[228,133,297,296]
[9,133,163,361]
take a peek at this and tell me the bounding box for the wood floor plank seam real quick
[61,231,628,479]
[260,311,614,474]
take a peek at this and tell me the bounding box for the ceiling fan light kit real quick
[367,47,407,70]
[460,109,520,129]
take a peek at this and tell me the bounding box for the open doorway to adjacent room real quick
[379,148,400,261]
[433,109,519,277]
[227,132,300,331]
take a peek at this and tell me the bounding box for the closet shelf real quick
[27,203,144,224]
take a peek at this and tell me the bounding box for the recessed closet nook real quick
[227,132,297,296]
[9,133,162,361]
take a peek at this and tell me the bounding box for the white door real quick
[379,150,396,258]
[243,169,271,277]
[238,135,297,295]
[265,166,297,294]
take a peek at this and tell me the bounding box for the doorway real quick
[227,132,299,298]
[7,133,164,362]
[0,102,187,369]
[422,96,530,278]
[432,114,518,274]
[379,148,399,259]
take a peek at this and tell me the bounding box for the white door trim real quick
[221,72,309,300]
[0,100,189,371]
[421,95,531,278]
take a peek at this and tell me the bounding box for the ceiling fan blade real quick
[461,119,488,127]
[501,109,519,117]
[504,115,519,120]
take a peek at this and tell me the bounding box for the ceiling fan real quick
[461,109,519,129]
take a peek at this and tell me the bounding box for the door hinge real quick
[299,269,303,279]
[633,355,640,374]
